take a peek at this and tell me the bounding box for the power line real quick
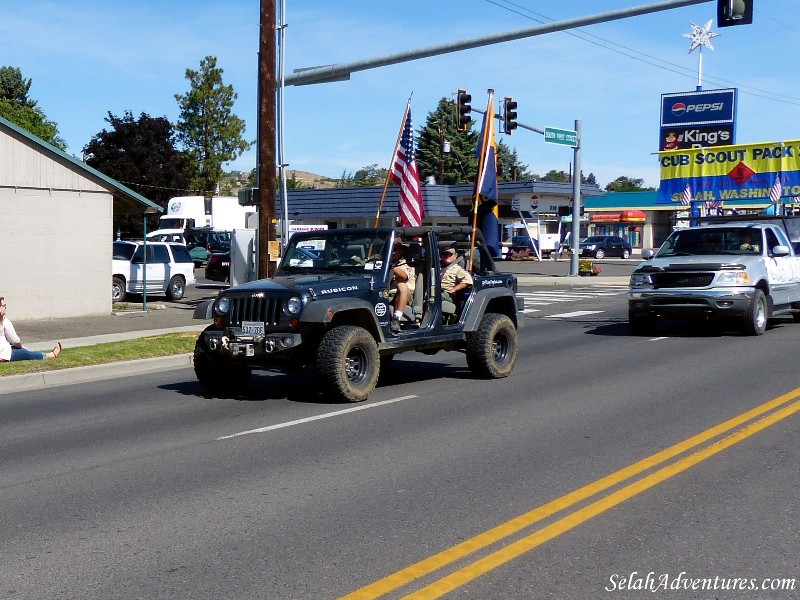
[485,0,800,107]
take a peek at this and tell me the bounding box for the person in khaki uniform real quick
[388,241,416,328]
[440,246,473,303]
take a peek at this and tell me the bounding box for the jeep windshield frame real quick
[276,229,393,275]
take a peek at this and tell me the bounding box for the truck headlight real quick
[216,296,230,314]
[717,271,750,285]
[286,296,302,315]
[629,272,653,287]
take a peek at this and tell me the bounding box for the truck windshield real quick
[160,218,184,229]
[277,232,391,273]
[657,227,762,256]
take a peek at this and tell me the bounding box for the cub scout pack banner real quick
[658,140,800,205]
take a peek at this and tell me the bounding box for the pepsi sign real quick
[660,88,737,127]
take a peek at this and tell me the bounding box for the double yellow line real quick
[342,388,800,599]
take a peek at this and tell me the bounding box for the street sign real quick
[544,126,578,147]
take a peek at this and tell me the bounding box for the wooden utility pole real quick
[258,0,277,278]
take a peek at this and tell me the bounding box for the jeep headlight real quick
[286,296,303,315]
[216,296,231,314]
[629,272,653,287]
[717,271,750,285]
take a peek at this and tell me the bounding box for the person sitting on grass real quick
[0,297,62,362]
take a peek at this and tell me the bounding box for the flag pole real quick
[469,90,493,272]
[374,97,412,228]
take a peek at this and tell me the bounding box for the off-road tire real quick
[316,326,379,402]
[742,289,768,336]
[465,313,518,379]
[193,330,251,396]
[112,276,126,303]
[167,275,186,301]
[629,311,657,336]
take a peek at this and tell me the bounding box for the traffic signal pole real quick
[258,0,277,279]
[285,0,713,86]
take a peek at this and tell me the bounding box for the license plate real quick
[241,321,265,335]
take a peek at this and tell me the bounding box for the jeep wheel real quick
[466,313,518,379]
[193,330,251,396]
[112,276,126,303]
[629,311,657,336]
[316,326,379,402]
[742,289,768,336]
[167,275,186,301]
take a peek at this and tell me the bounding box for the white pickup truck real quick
[628,216,800,336]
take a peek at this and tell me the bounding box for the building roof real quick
[0,114,161,215]
[285,180,604,219]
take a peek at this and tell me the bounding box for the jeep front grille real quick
[229,296,282,327]
[652,273,714,288]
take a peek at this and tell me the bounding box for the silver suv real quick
[112,241,196,303]
[628,220,800,336]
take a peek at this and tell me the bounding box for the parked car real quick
[507,235,538,259]
[112,241,196,302]
[186,228,231,267]
[205,251,230,283]
[579,235,632,259]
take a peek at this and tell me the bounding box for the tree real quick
[174,56,251,195]
[541,169,571,183]
[0,66,35,107]
[83,111,193,237]
[604,176,655,192]
[416,97,532,185]
[0,65,66,150]
[416,97,478,185]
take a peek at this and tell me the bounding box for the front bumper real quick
[203,329,304,361]
[628,286,757,319]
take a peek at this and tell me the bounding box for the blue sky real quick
[3,0,798,190]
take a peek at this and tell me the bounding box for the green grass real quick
[0,333,198,377]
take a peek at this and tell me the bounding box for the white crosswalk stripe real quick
[518,285,628,312]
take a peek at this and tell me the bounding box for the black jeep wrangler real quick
[193,226,524,402]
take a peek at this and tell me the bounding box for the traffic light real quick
[455,89,472,131]
[717,0,753,27]
[503,97,518,135]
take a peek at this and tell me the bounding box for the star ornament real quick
[682,19,720,53]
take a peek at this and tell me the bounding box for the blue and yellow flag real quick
[475,92,498,202]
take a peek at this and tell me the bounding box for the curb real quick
[0,353,194,394]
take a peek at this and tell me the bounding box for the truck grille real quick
[652,273,714,288]
[229,296,282,327]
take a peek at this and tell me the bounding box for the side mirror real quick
[641,249,655,260]
[772,245,790,257]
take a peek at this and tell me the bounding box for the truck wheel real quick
[167,275,186,301]
[742,289,768,336]
[193,330,251,396]
[316,326,379,402]
[629,311,657,336]
[466,313,518,379]
[112,276,126,303]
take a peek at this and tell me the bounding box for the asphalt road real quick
[2,290,798,599]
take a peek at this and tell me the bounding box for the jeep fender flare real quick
[300,298,383,339]
[462,289,520,331]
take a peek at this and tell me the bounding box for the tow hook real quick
[265,338,277,353]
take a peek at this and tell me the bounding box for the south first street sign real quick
[544,126,578,147]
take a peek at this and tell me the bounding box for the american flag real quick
[681,183,692,205]
[390,103,424,227]
[706,199,723,210]
[769,175,783,203]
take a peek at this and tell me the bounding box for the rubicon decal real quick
[319,285,359,295]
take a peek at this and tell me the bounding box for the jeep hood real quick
[227,275,374,295]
